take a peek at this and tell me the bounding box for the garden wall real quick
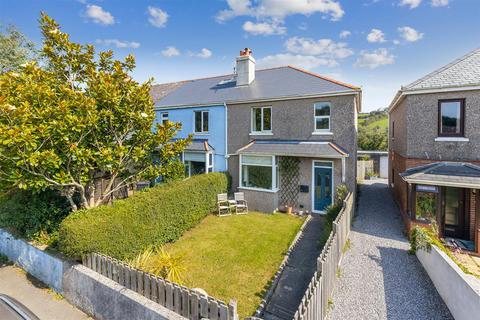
[0,228,67,293]
[416,246,480,320]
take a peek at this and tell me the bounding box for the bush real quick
[0,189,71,246]
[319,184,348,246]
[59,173,228,260]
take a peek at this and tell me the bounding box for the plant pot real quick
[286,206,293,214]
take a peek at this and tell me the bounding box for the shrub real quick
[319,184,348,246]
[0,189,71,246]
[59,173,228,260]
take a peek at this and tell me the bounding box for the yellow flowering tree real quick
[0,13,190,210]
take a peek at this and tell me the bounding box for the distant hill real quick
[358,108,388,151]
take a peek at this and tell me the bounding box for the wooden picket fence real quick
[82,253,239,320]
[293,192,354,320]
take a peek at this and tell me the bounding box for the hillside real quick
[358,109,388,151]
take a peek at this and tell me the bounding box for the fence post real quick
[228,299,238,320]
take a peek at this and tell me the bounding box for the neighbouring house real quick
[152,48,361,213]
[388,48,480,254]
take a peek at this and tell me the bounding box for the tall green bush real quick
[59,173,228,260]
[0,189,70,244]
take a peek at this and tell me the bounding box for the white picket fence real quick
[83,253,239,320]
[293,192,354,320]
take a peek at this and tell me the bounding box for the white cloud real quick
[257,53,337,69]
[161,46,180,57]
[190,48,212,59]
[96,39,140,49]
[147,6,168,28]
[339,30,351,39]
[85,5,115,25]
[355,48,395,69]
[431,0,448,7]
[399,0,422,9]
[242,20,286,35]
[367,29,386,43]
[216,0,345,22]
[285,37,354,59]
[398,26,424,42]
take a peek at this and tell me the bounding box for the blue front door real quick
[314,165,333,212]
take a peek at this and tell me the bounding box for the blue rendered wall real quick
[154,105,227,172]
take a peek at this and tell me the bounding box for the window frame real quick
[437,99,465,137]
[314,102,331,132]
[251,106,272,134]
[239,154,278,192]
[160,112,169,125]
[194,110,209,134]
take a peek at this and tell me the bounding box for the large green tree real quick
[0,24,36,74]
[0,14,190,210]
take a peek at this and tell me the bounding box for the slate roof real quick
[236,140,349,158]
[401,162,480,188]
[152,66,360,108]
[172,139,214,152]
[404,48,480,91]
[150,81,187,103]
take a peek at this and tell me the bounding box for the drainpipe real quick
[224,102,228,171]
[342,157,346,183]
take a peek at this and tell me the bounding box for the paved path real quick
[328,179,452,320]
[263,215,324,320]
[0,264,88,320]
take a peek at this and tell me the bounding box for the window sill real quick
[239,187,278,193]
[434,137,469,142]
[249,132,273,136]
[312,131,333,136]
[194,132,209,136]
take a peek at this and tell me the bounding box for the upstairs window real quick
[160,112,169,125]
[252,107,272,133]
[194,111,209,133]
[438,99,464,137]
[314,102,331,132]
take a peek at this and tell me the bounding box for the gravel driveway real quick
[327,179,453,320]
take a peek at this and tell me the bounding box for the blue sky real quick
[1,0,479,111]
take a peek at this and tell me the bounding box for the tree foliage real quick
[358,108,388,151]
[0,24,36,74]
[0,13,190,210]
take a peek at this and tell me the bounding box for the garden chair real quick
[217,193,233,216]
[234,192,248,214]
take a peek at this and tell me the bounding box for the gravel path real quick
[328,179,453,320]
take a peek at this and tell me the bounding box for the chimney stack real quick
[236,48,255,86]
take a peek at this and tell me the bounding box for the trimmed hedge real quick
[59,173,228,260]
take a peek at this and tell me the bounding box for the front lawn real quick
[165,212,304,318]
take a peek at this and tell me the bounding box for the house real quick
[152,48,361,213]
[388,48,480,254]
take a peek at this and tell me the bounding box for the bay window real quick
[240,155,277,191]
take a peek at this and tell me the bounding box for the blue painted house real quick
[151,88,227,176]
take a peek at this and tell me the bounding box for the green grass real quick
[165,212,304,318]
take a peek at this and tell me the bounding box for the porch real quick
[401,162,480,255]
[235,140,350,213]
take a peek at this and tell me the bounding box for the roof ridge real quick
[286,65,361,90]
[405,47,480,90]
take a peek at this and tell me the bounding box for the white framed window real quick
[160,112,169,125]
[194,111,209,133]
[314,102,331,132]
[240,155,277,191]
[251,107,272,133]
[207,152,214,173]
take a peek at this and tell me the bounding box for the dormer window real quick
[314,102,331,132]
